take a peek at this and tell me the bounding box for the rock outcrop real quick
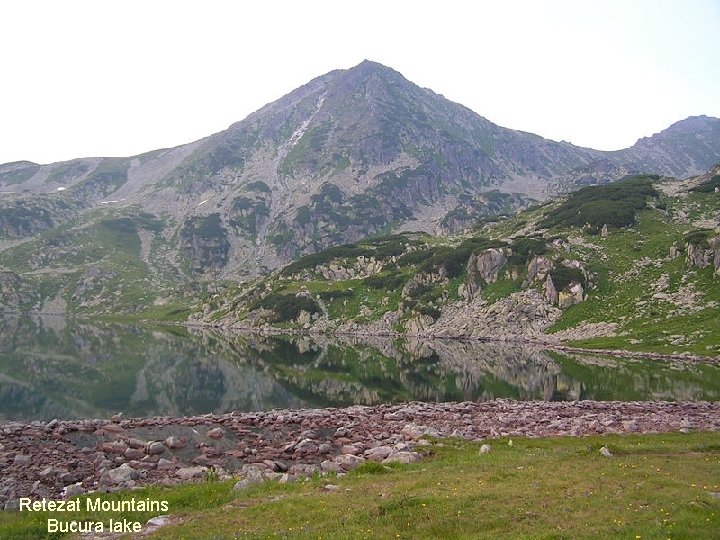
[558,282,585,309]
[467,248,509,285]
[543,274,558,305]
[523,256,554,287]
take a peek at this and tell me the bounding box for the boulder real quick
[468,248,508,284]
[335,454,365,471]
[164,436,186,449]
[233,467,266,490]
[320,460,343,473]
[145,441,166,455]
[364,446,394,461]
[106,463,139,484]
[543,275,558,305]
[405,314,435,335]
[382,451,422,464]
[176,466,207,481]
[207,428,224,439]
[523,256,554,287]
[558,282,584,309]
[400,424,441,439]
[62,483,86,499]
[686,242,714,268]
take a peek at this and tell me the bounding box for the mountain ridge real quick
[1,60,719,320]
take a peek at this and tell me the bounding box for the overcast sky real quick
[1,0,718,165]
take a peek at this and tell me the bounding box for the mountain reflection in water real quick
[0,315,718,421]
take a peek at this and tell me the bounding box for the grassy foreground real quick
[2,432,719,539]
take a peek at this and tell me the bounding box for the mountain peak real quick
[632,115,720,149]
[341,59,404,82]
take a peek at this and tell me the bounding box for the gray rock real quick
[63,483,86,499]
[558,282,584,309]
[233,467,266,490]
[382,451,422,464]
[146,441,166,455]
[479,444,492,454]
[157,459,177,471]
[176,466,207,481]
[523,256,554,287]
[13,454,31,465]
[364,445,394,461]
[470,248,508,284]
[207,427,224,439]
[335,454,365,471]
[543,275,558,305]
[107,463,139,483]
[145,515,171,531]
[400,423,441,439]
[320,460,343,473]
[294,438,318,454]
[279,473,297,484]
[164,436,186,449]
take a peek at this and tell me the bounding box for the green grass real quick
[2,433,718,539]
[544,202,720,355]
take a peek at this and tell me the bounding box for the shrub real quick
[364,273,407,290]
[549,266,586,291]
[690,175,720,193]
[539,176,659,231]
[318,289,354,301]
[416,305,441,319]
[281,244,374,276]
[508,237,547,265]
[684,229,714,248]
[251,293,320,323]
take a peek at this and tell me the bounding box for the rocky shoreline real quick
[190,321,720,364]
[3,399,720,509]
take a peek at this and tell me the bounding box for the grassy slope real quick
[211,176,720,356]
[1,433,719,539]
[0,208,192,320]
[544,192,720,356]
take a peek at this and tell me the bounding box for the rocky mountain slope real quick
[199,166,720,357]
[1,60,719,318]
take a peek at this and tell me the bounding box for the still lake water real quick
[1,314,719,421]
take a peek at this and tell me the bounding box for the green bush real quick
[508,237,547,265]
[281,244,374,275]
[684,229,714,248]
[318,289,354,301]
[539,176,659,232]
[364,273,407,290]
[549,266,586,291]
[100,217,137,235]
[251,293,320,323]
[246,181,271,193]
[416,305,441,319]
[690,175,720,193]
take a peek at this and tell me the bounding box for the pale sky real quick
[1,0,718,165]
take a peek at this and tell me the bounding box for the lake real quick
[1,314,718,421]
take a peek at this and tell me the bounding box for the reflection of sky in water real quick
[0,315,718,421]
